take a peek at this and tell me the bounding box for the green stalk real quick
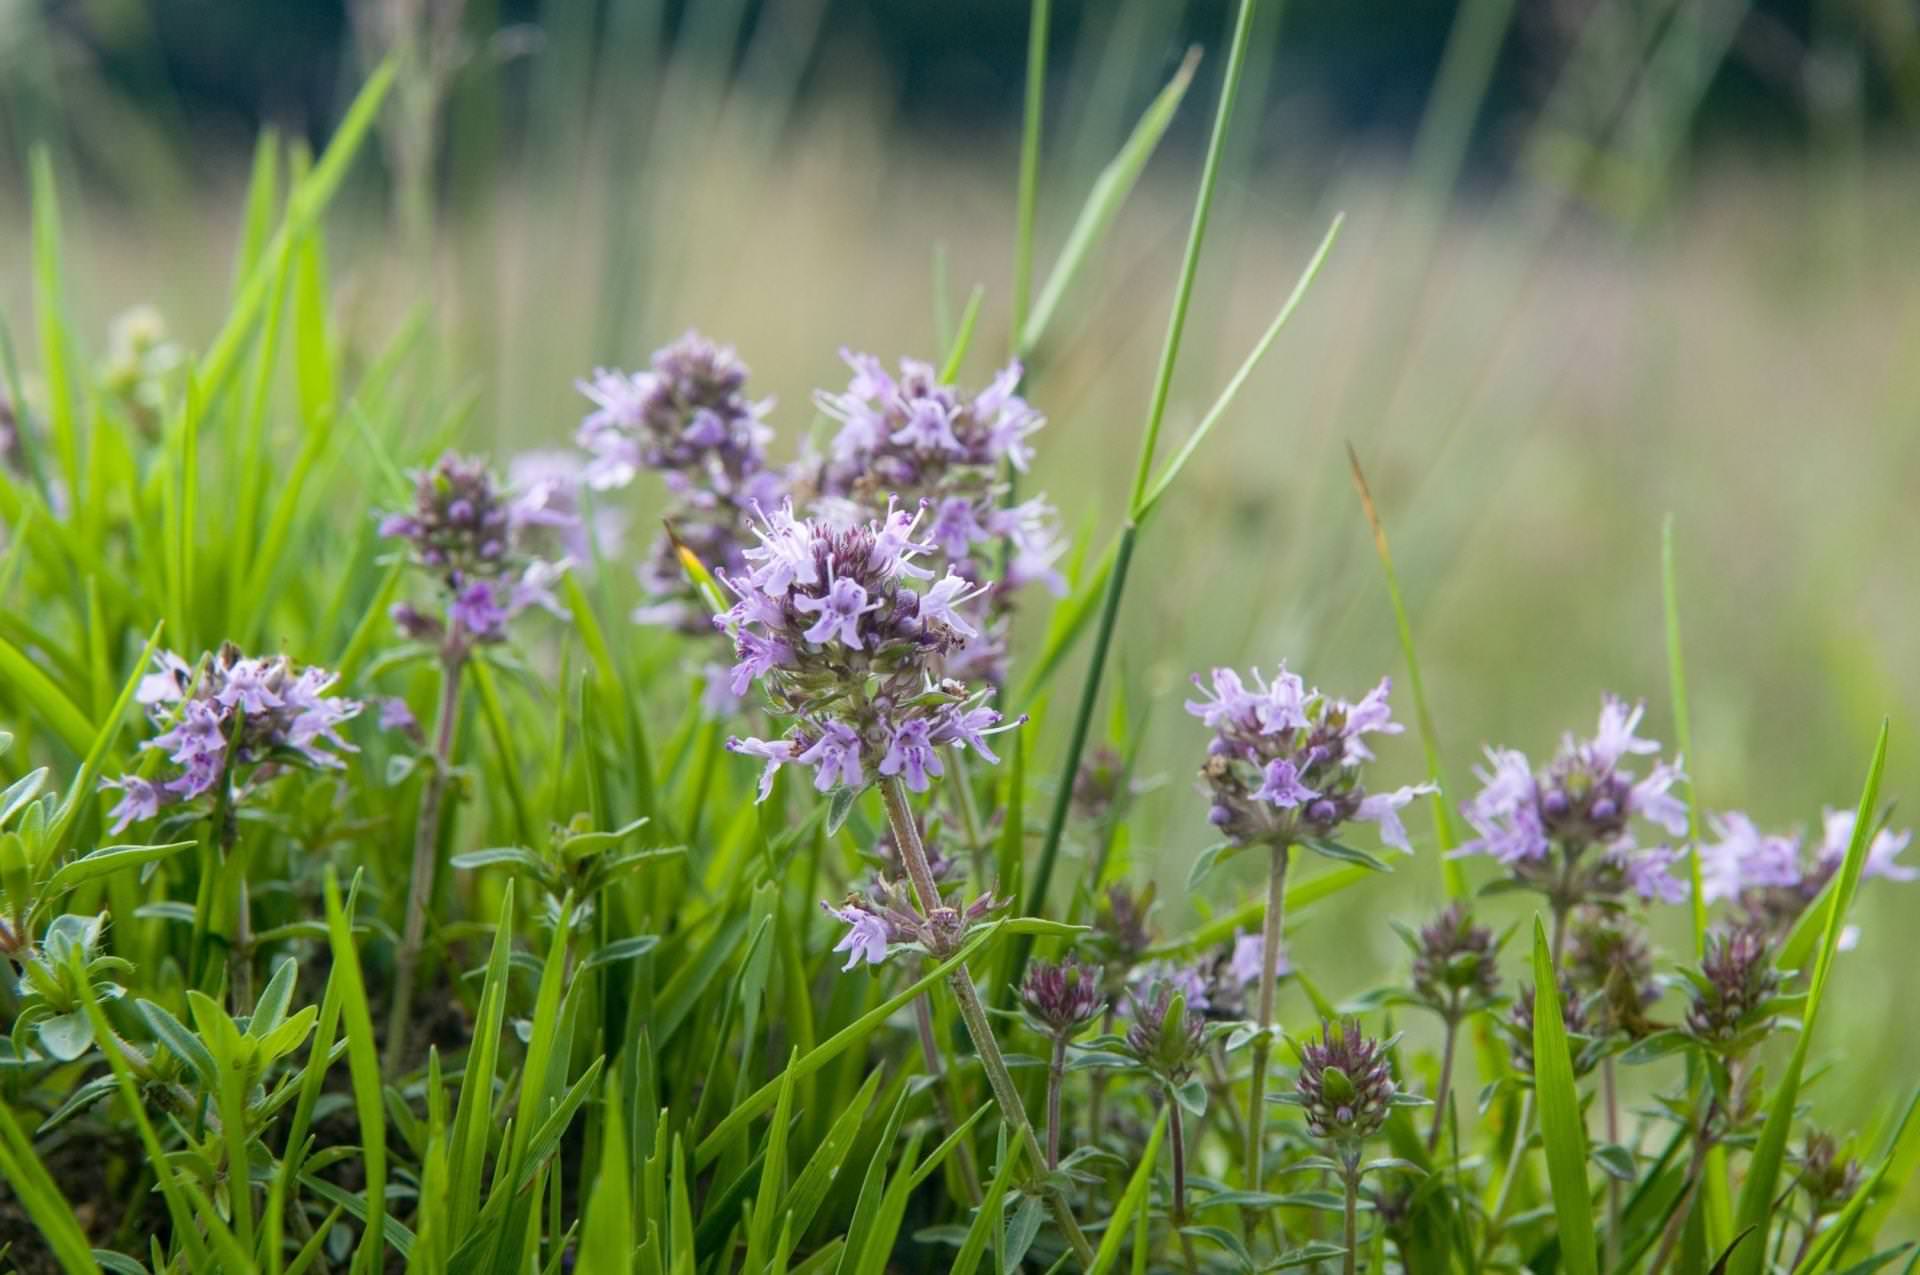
[1245,841,1288,1191]
[878,776,1094,1266]
[1018,0,1263,953]
[385,649,465,1072]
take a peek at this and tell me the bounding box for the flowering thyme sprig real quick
[1681,925,1783,1054]
[807,352,1064,688]
[380,451,574,649]
[1279,1019,1424,1275]
[378,452,573,1068]
[1020,957,1106,1169]
[1399,903,1503,1151]
[576,331,785,634]
[103,644,362,835]
[1186,662,1429,1198]
[1457,696,1690,944]
[720,500,1020,799]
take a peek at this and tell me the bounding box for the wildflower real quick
[821,901,892,971]
[576,333,785,635]
[1797,1132,1864,1218]
[1187,664,1433,853]
[1020,957,1106,1035]
[720,502,1021,798]
[1122,981,1208,1084]
[102,645,363,832]
[1408,902,1500,1013]
[1700,807,1914,941]
[381,452,575,651]
[1293,1019,1398,1141]
[805,352,1063,688]
[1816,807,1914,882]
[1455,695,1688,914]
[1507,976,1594,1077]
[1683,925,1780,1049]
[1564,909,1660,1038]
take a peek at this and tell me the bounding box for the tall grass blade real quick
[1531,916,1598,1275]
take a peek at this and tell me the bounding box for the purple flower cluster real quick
[380,452,574,647]
[576,332,786,633]
[1120,932,1282,1023]
[820,877,1004,969]
[808,352,1065,686]
[1020,957,1107,1034]
[1456,696,1689,905]
[720,500,1019,799]
[1186,664,1434,852]
[1700,807,1913,936]
[101,645,362,833]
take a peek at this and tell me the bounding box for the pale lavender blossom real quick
[103,645,363,829]
[822,902,891,971]
[1700,812,1803,903]
[720,501,1022,799]
[1817,807,1916,882]
[1188,664,1430,852]
[1455,695,1690,911]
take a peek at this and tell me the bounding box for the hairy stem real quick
[880,776,1094,1266]
[1604,1055,1621,1269]
[385,651,464,1072]
[1171,1099,1199,1275]
[1427,1013,1459,1154]
[1046,1034,1068,1170]
[1341,1146,1363,1275]
[1245,841,1289,1190]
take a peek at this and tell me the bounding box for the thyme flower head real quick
[1409,902,1500,1011]
[1683,925,1780,1048]
[1700,807,1914,940]
[1186,664,1434,851]
[102,644,362,833]
[1295,1018,1397,1141]
[1122,980,1208,1083]
[575,332,786,633]
[1507,976,1593,1077]
[380,452,575,646]
[1456,695,1689,907]
[1020,957,1106,1035]
[808,352,1064,687]
[720,500,1020,799]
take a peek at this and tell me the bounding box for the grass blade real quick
[1662,515,1708,957]
[1531,916,1598,1275]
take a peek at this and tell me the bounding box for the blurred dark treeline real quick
[11,0,1920,180]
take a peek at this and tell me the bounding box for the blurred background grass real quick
[3,0,1917,1149]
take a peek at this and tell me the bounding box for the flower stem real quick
[1245,841,1289,1191]
[1603,1055,1622,1269]
[1341,1151,1362,1275]
[879,775,1094,1266]
[1427,1014,1459,1154]
[1046,1034,1067,1170]
[385,651,464,1073]
[1481,1090,1534,1263]
[1170,1099,1201,1275]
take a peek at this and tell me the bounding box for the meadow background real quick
[2,0,1918,1234]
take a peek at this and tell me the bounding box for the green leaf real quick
[0,635,95,759]
[323,869,388,1270]
[1661,516,1707,956]
[42,841,193,907]
[574,1069,632,1275]
[1530,917,1598,1275]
